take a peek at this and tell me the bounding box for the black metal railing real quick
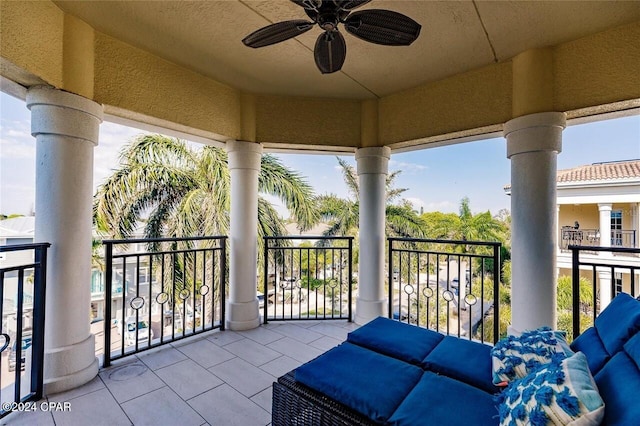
[561,227,637,250]
[0,243,49,418]
[263,236,353,323]
[103,236,226,366]
[388,238,501,344]
[571,245,640,339]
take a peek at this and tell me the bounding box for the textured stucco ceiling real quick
[53,0,640,100]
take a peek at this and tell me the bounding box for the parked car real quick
[124,316,153,346]
[8,333,32,372]
[257,290,276,308]
[164,306,201,328]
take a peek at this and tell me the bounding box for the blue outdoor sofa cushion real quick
[570,326,610,375]
[422,335,497,394]
[387,371,498,426]
[347,316,444,364]
[594,332,640,426]
[593,292,640,356]
[294,342,424,423]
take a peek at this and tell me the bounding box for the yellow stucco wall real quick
[254,95,361,147]
[559,205,600,230]
[1,0,639,149]
[554,21,640,113]
[0,1,64,88]
[378,63,513,145]
[93,33,241,140]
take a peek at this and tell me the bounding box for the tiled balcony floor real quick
[3,320,358,426]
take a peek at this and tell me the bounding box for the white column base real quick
[43,334,98,395]
[354,297,387,325]
[226,300,260,331]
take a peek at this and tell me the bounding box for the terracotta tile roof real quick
[557,159,640,183]
[503,159,640,190]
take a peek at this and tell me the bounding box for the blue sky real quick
[1,91,639,217]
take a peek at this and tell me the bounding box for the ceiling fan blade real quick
[242,20,313,48]
[336,0,372,11]
[290,0,322,11]
[344,9,421,46]
[314,30,346,74]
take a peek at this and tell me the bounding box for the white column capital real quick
[505,112,566,158]
[598,203,613,212]
[226,140,262,171]
[26,85,102,146]
[355,146,391,175]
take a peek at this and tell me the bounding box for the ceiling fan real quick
[242,0,421,74]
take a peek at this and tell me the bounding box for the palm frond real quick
[385,205,426,238]
[259,155,318,231]
[336,157,358,199]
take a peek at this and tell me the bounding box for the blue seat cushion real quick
[347,316,444,364]
[623,331,640,369]
[387,371,499,426]
[570,326,610,375]
[295,342,423,423]
[595,346,640,425]
[594,293,640,356]
[422,335,497,393]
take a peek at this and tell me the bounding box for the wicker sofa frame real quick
[273,371,376,426]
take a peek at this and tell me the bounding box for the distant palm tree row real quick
[94,134,510,251]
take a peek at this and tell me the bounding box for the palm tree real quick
[317,157,425,239]
[94,134,318,240]
[95,135,319,321]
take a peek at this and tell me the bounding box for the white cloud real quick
[389,160,427,174]
[0,119,34,159]
[423,200,457,213]
[405,197,426,211]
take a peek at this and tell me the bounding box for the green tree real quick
[424,197,506,247]
[94,134,318,241]
[556,275,594,341]
[317,157,425,238]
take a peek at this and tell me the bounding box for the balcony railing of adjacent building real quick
[102,236,226,367]
[560,227,637,250]
[388,238,502,344]
[263,236,353,323]
[571,244,640,340]
[0,243,49,419]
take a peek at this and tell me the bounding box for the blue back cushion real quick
[594,342,640,426]
[594,293,640,355]
[422,336,497,394]
[347,316,444,364]
[570,326,610,375]
[387,372,498,426]
[295,342,423,423]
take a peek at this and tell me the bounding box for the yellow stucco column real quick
[62,14,95,99]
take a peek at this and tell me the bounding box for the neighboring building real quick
[0,217,143,328]
[0,216,35,267]
[556,159,640,310]
[507,159,640,311]
[0,216,37,335]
